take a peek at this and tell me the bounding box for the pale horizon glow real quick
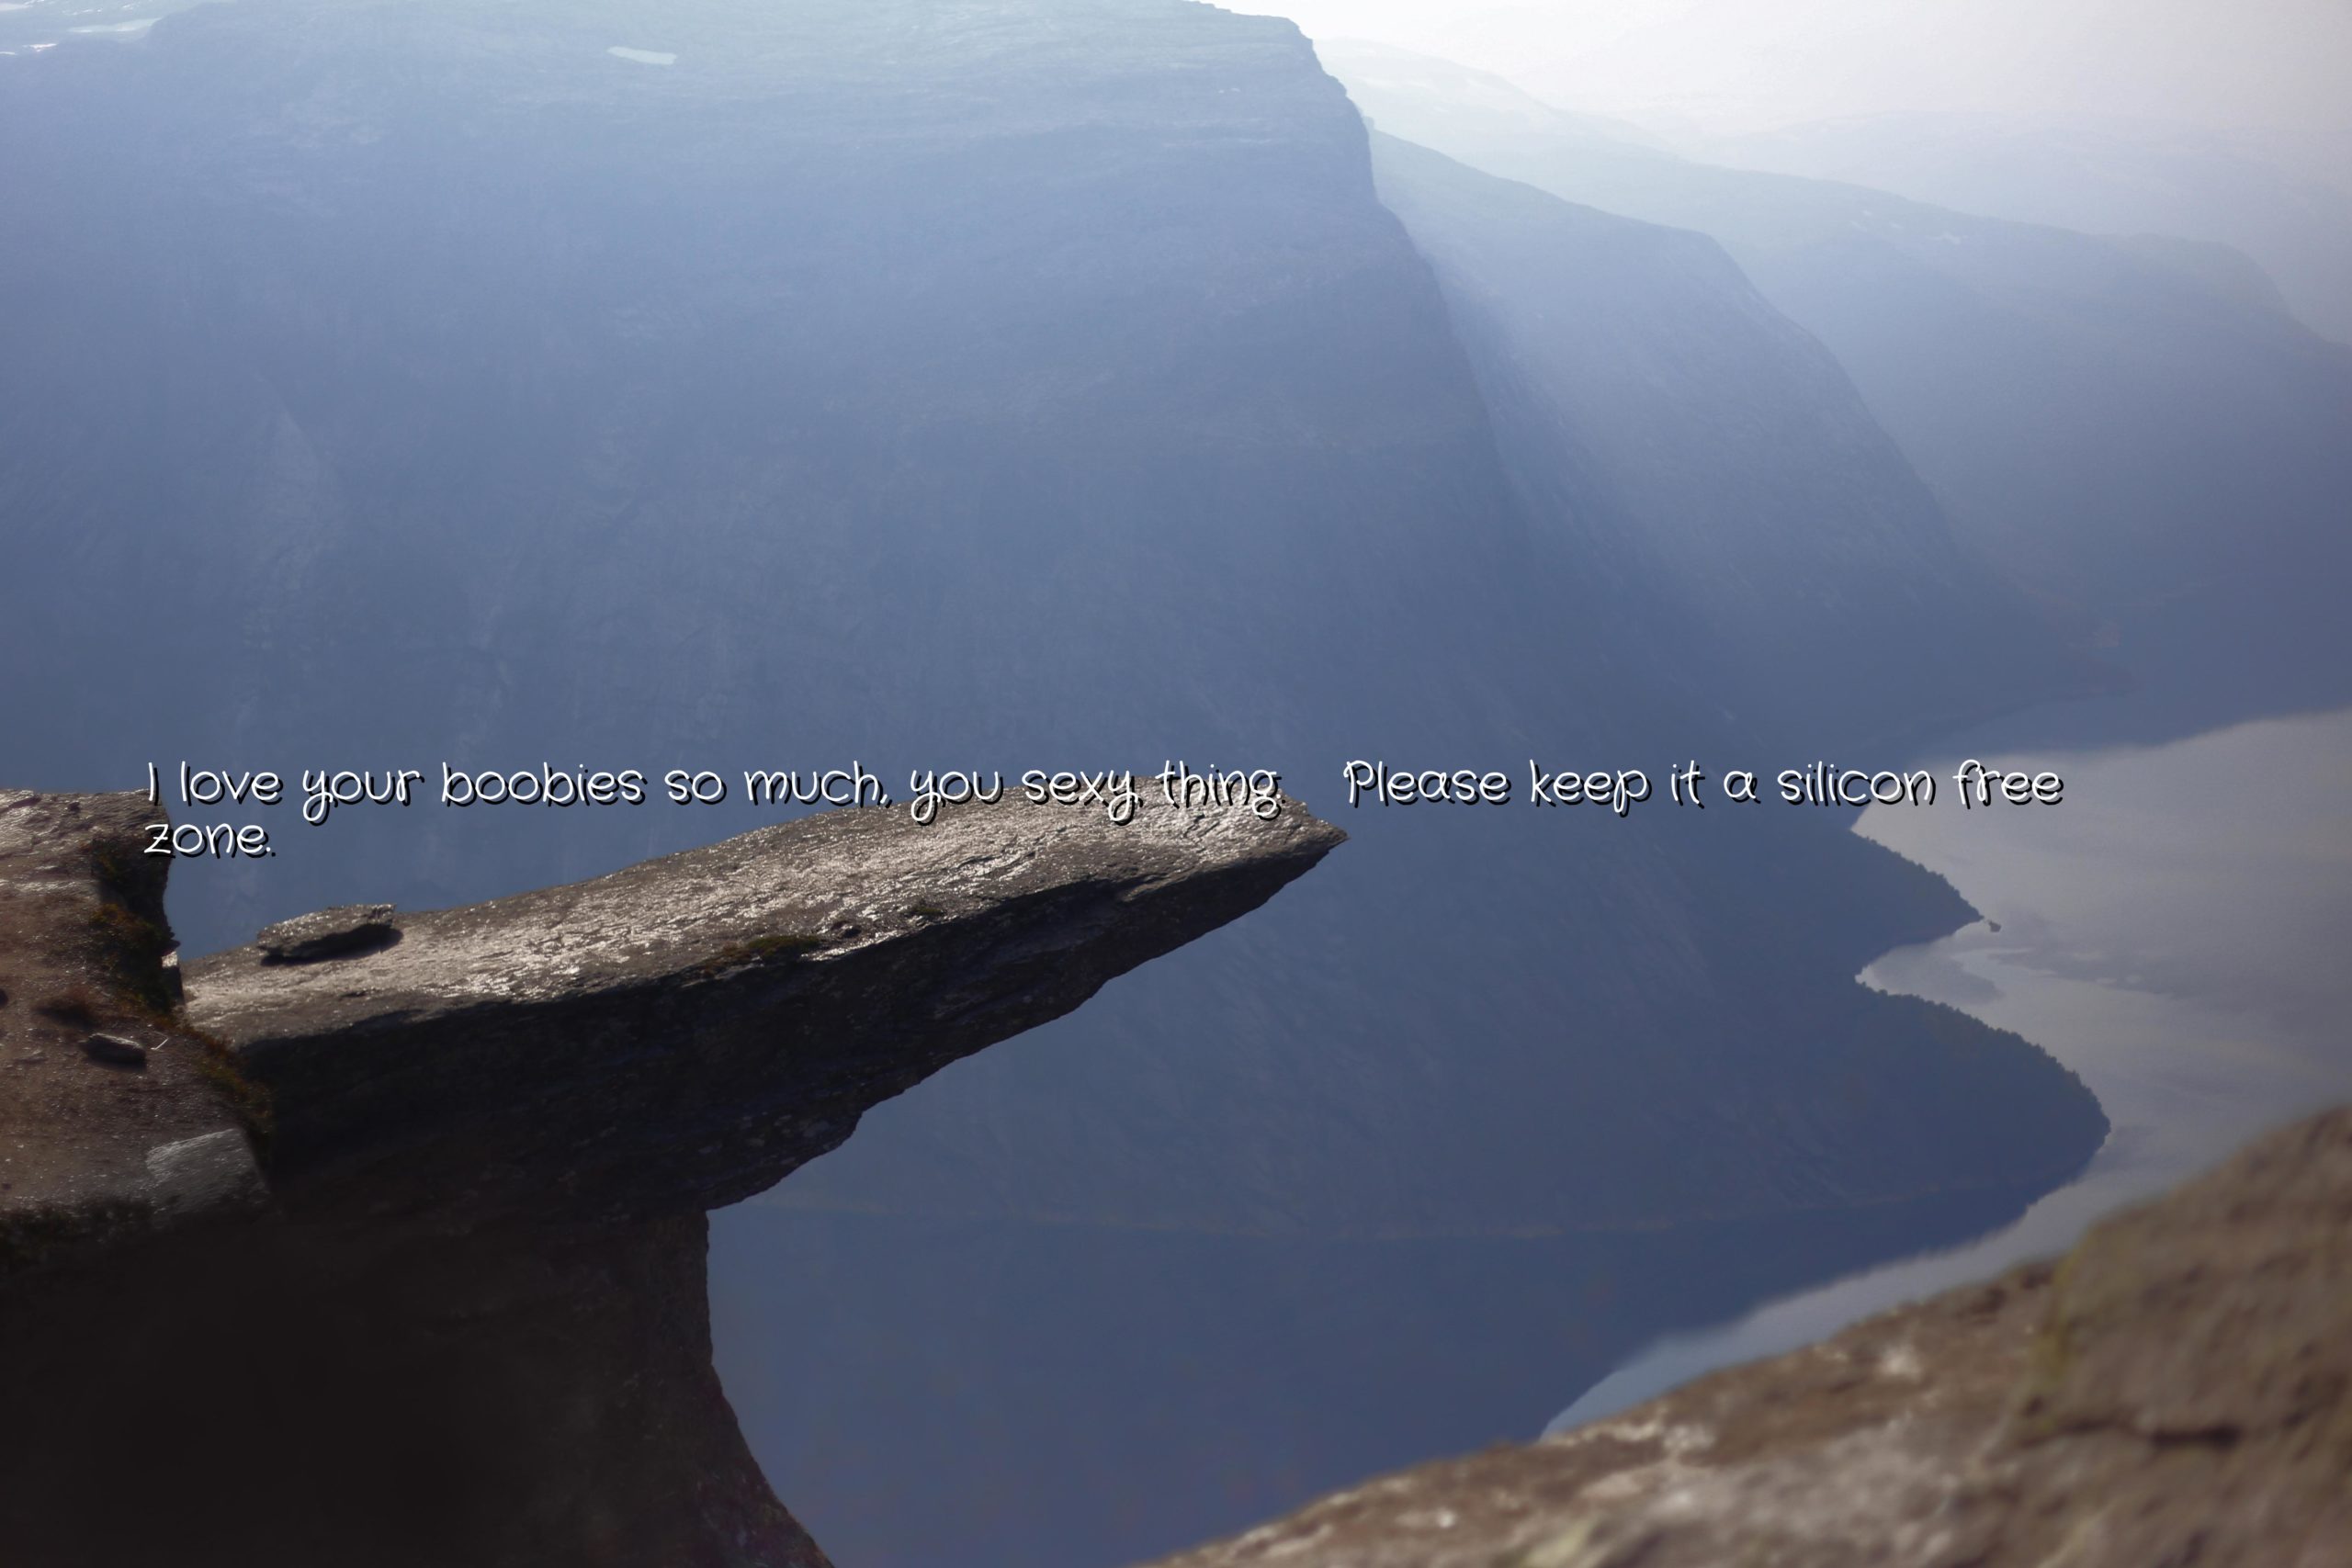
[1238,0,2352,177]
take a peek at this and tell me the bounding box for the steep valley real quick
[0,4,2122,1563]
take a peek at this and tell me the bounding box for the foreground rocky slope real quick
[1149,1104,2352,1568]
[0,784,1339,1567]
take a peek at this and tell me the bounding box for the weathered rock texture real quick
[254,901,399,963]
[0,786,1338,1568]
[186,796,1343,1225]
[1148,1106,2352,1568]
[0,789,267,1270]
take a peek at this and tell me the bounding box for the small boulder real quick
[144,1128,268,1217]
[256,903,398,964]
[81,1032,149,1068]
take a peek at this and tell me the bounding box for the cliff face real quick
[1148,1104,2352,1568]
[0,785,1339,1567]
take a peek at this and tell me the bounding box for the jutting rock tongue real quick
[184,792,1344,1225]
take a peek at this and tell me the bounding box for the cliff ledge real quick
[0,785,1339,1568]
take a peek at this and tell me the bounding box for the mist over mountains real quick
[9,1,2336,1563]
[1362,130,2098,750]
[1324,39,2352,741]
[1700,110,2352,347]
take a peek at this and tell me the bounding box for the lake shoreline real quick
[1552,705,2352,1432]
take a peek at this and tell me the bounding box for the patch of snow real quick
[606,45,675,66]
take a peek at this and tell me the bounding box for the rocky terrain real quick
[1149,1103,2352,1568]
[0,784,1340,1567]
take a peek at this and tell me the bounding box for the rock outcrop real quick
[186,797,1342,1226]
[0,789,268,1268]
[1147,1105,2352,1568]
[0,785,1339,1568]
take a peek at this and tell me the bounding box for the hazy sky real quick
[1242,0,2352,168]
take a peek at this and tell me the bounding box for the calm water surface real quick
[1555,706,2352,1428]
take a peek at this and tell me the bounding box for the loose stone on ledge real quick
[255,904,400,964]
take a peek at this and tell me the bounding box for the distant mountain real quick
[1702,110,2352,347]
[1317,34,1675,153]
[1364,130,2096,750]
[1324,40,2352,738]
[0,4,2105,1563]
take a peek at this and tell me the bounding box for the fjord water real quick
[710,1102,2050,1568]
[1555,706,2352,1429]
